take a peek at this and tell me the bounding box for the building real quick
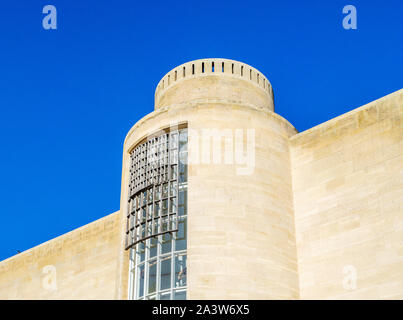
[0,58,402,300]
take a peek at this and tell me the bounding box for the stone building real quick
[0,59,402,300]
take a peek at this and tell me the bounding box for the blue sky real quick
[0,0,402,261]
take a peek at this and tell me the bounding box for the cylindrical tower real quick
[117,59,299,300]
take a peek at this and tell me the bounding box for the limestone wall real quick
[155,59,274,112]
[290,89,403,299]
[0,211,120,299]
[119,102,299,299]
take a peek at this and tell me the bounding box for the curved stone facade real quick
[117,59,299,299]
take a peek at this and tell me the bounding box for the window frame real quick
[127,126,188,300]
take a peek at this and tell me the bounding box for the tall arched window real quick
[126,127,188,300]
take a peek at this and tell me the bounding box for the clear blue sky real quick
[0,0,402,261]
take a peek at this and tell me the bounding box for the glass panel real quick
[175,219,187,251]
[148,204,153,219]
[170,197,177,213]
[138,242,145,263]
[130,128,187,300]
[153,218,160,234]
[131,199,136,213]
[129,248,136,261]
[170,214,178,231]
[179,130,187,152]
[147,189,153,203]
[133,228,139,245]
[148,260,157,294]
[162,183,168,198]
[147,222,152,237]
[150,237,158,258]
[129,215,135,229]
[140,223,146,239]
[170,181,177,197]
[175,255,187,288]
[160,257,171,290]
[142,191,147,206]
[161,216,169,232]
[179,159,187,183]
[138,264,145,298]
[178,189,186,205]
[162,199,168,215]
[178,189,187,216]
[161,233,172,254]
[170,133,178,148]
[160,292,171,300]
[154,201,160,217]
[170,151,178,164]
[164,165,168,177]
[174,290,186,300]
[131,229,136,245]
[155,186,161,201]
[170,165,177,180]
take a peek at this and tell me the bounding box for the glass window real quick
[138,264,145,298]
[147,189,153,203]
[161,233,172,254]
[150,237,158,258]
[175,219,187,251]
[179,131,187,151]
[162,183,168,198]
[160,257,171,290]
[170,133,178,149]
[179,160,187,183]
[160,292,171,300]
[162,199,168,215]
[154,201,160,217]
[178,189,187,216]
[142,191,147,206]
[153,218,160,234]
[170,151,178,164]
[174,290,186,300]
[148,204,153,219]
[170,181,177,197]
[175,254,187,288]
[169,197,177,214]
[148,260,157,294]
[155,186,161,201]
[128,128,187,300]
[170,165,177,180]
[140,223,145,239]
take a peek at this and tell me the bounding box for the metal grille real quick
[125,128,187,250]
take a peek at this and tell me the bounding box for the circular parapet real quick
[154,58,274,112]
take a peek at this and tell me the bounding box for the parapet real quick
[154,58,275,112]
